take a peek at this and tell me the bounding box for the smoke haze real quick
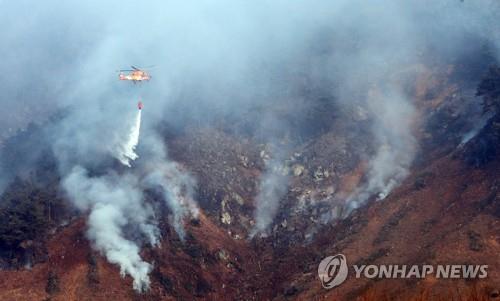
[1,0,500,291]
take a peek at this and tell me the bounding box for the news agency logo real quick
[318,254,489,290]
[318,254,348,289]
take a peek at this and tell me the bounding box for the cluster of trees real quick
[0,178,66,266]
[0,182,47,246]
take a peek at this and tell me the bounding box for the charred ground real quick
[0,60,500,300]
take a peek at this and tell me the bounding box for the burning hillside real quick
[1,1,500,300]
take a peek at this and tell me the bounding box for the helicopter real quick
[117,66,153,83]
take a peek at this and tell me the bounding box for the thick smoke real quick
[62,166,158,291]
[60,129,197,291]
[1,0,500,290]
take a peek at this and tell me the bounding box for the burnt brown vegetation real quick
[0,63,500,300]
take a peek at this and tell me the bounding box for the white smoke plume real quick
[251,149,289,237]
[115,109,142,167]
[345,88,416,213]
[54,104,199,290]
[62,166,159,292]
